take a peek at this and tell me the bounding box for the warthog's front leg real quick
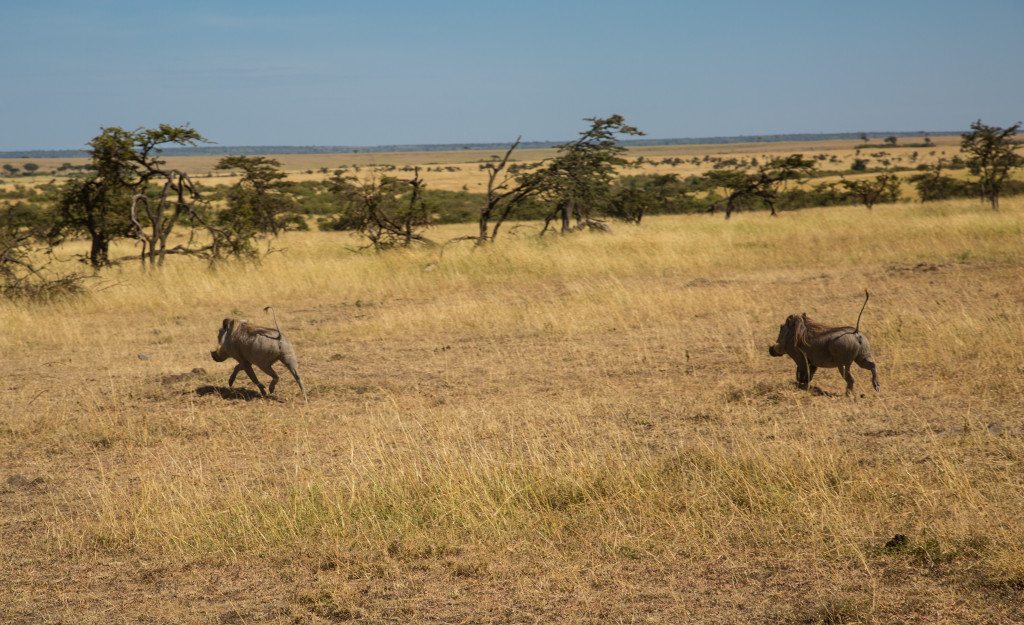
[795,363,816,389]
[228,363,244,387]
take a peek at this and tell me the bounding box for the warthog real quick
[768,293,880,394]
[210,308,307,401]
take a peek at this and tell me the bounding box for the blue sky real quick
[1,0,1021,150]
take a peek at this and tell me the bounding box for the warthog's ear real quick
[218,318,234,344]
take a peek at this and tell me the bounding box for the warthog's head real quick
[210,318,236,362]
[768,314,802,357]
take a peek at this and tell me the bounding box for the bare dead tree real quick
[400,168,429,246]
[476,137,543,245]
[129,170,209,268]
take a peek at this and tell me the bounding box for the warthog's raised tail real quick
[854,290,869,334]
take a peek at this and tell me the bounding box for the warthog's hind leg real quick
[855,356,880,391]
[840,365,855,395]
[282,355,308,402]
[259,364,280,395]
[242,363,268,396]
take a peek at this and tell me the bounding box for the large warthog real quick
[768,292,880,394]
[210,308,307,401]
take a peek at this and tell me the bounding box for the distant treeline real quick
[0,131,962,159]
[2,117,1019,302]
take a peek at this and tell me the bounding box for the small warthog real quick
[210,308,307,401]
[768,292,880,394]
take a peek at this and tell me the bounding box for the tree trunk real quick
[89,236,109,268]
[477,208,492,245]
[491,202,519,244]
[559,201,571,233]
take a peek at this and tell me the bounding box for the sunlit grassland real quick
[2,196,1023,623]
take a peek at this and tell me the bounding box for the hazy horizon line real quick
[0,129,962,159]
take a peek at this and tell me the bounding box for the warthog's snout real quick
[211,350,227,362]
[768,344,783,357]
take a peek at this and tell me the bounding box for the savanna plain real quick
[2,160,1024,622]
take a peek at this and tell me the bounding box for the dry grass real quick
[2,197,1023,623]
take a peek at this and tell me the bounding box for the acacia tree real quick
[327,167,433,250]
[960,120,1023,210]
[53,175,133,267]
[1,204,82,300]
[908,159,974,202]
[53,124,208,268]
[840,172,901,209]
[214,156,297,236]
[703,154,816,218]
[606,173,687,224]
[534,115,644,234]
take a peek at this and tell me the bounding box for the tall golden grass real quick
[2,197,1023,623]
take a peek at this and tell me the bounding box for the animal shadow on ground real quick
[807,385,839,397]
[801,383,867,398]
[195,385,268,401]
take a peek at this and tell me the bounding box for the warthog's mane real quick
[791,314,838,351]
[227,318,281,344]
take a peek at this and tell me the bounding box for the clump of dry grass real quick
[2,197,1022,623]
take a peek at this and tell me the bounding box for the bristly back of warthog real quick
[768,310,880,395]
